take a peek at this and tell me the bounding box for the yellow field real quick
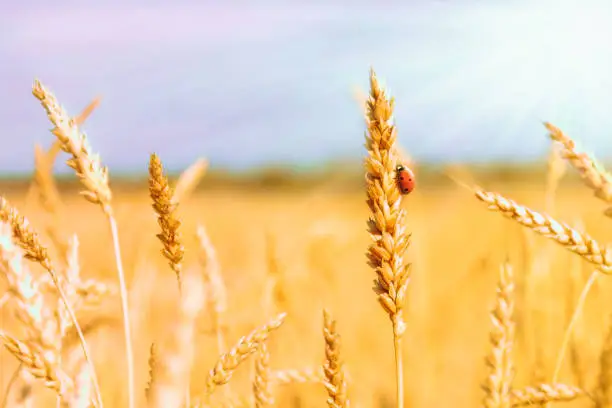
[0,178,608,407]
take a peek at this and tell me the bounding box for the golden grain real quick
[482,262,515,408]
[364,68,410,408]
[322,310,349,408]
[149,153,185,291]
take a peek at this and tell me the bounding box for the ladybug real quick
[395,164,415,195]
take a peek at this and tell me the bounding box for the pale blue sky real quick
[2,0,612,173]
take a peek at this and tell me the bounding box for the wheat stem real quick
[394,332,404,408]
[552,271,599,385]
[107,215,134,408]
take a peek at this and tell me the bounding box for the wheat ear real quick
[474,188,612,385]
[0,197,102,407]
[33,80,132,408]
[145,343,158,403]
[511,384,583,406]
[545,122,612,215]
[482,261,515,408]
[172,158,208,204]
[252,342,273,408]
[201,313,286,401]
[363,68,410,408]
[29,97,101,264]
[0,332,72,396]
[149,153,185,292]
[322,309,349,408]
[0,221,60,406]
[475,190,612,274]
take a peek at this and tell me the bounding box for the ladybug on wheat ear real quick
[395,164,415,195]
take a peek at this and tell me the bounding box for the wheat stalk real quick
[482,261,515,408]
[363,68,410,408]
[200,313,286,402]
[32,82,111,209]
[149,153,185,292]
[322,309,349,408]
[475,190,612,274]
[0,197,101,407]
[0,221,59,407]
[252,342,273,408]
[0,221,58,356]
[33,80,133,408]
[145,343,158,403]
[544,122,612,215]
[28,95,100,220]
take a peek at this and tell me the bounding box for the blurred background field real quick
[0,165,611,406]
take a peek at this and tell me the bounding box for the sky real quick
[2,0,612,174]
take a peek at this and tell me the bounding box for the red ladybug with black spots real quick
[395,164,415,195]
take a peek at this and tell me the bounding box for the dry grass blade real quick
[482,262,515,408]
[253,342,273,408]
[475,190,612,274]
[172,157,208,204]
[544,122,612,211]
[149,153,185,291]
[510,384,583,406]
[364,68,410,408]
[322,310,349,408]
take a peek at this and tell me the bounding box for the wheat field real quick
[0,72,611,407]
